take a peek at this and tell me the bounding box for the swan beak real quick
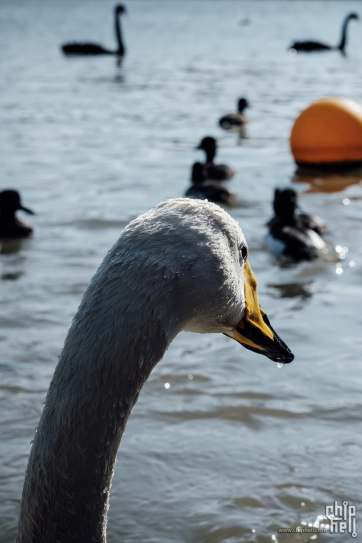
[225,260,294,364]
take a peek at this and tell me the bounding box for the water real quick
[1,1,362,541]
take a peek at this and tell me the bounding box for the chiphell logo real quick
[326,501,357,538]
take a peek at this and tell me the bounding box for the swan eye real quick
[239,244,248,262]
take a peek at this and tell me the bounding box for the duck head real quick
[196,136,217,163]
[273,188,297,220]
[0,190,34,218]
[238,98,249,113]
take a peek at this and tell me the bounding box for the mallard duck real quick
[185,163,236,205]
[219,98,249,130]
[0,190,34,239]
[196,136,236,182]
[266,188,326,261]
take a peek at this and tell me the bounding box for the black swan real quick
[196,136,236,182]
[185,163,236,205]
[0,190,34,239]
[266,188,327,261]
[62,4,126,57]
[219,98,249,130]
[289,12,359,53]
[16,199,293,542]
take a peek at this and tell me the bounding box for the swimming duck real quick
[61,4,126,58]
[185,163,236,206]
[17,199,293,542]
[196,136,236,182]
[219,98,249,130]
[0,190,34,239]
[289,12,359,53]
[266,188,326,261]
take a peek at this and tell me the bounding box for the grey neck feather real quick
[16,249,181,542]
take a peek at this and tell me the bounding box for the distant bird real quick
[219,98,249,130]
[196,137,236,182]
[62,4,126,57]
[289,12,359,53]
[0,190,34,239]
[266,188,326,261]
[185,163,236,206]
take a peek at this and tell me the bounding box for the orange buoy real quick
[290,97,362,171]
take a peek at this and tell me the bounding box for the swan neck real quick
[115,10,125,56]
[338,15,352,50]
[17,274,175,542]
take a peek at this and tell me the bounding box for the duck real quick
[185,163,237,206]
[16,199,293,542]
[266,188,326,261]
[289,12,359,53]
[196,136,236,182]
[0,190,34,239]
[61,4,126,57]
[219,98,249,130]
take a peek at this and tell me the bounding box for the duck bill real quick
[18,205,35,215]
[225,260,294,364]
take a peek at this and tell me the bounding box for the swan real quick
[196,137,236,182]
[219,98,249,130]
[185,162,237,205]
[61,4,126,57]
[0,190,34,239]
[289,12,359,53]
[266,189,326,261]
[16,199,293,542]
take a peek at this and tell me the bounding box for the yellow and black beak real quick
[225,259,294,364]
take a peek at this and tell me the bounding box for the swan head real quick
[273,188,297,220]
[118,199,293,364]
[346,12,359,21]
[115,4,126,15]
[0,189,34,216]
[238,98,249,112]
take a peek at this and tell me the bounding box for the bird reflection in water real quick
[268,281,313,300]
[0,247,27,282]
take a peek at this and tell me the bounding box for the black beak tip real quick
[270,350,294,364]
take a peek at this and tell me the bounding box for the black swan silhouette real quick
[62,4,126,57]
[290,12,359,53]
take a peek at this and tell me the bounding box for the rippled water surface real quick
[1,1,362,542]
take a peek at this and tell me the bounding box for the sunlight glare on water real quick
[1,1,362,542]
